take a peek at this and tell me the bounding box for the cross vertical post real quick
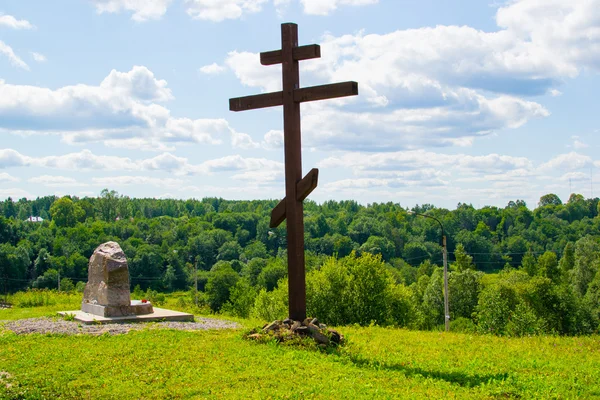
[281,24,306,321]
[229,22,358,321]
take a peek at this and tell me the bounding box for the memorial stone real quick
[81,241,153,317]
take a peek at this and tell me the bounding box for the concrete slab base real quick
[58,307,194,325]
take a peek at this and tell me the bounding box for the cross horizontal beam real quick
[260,44,321,66]
[270,168,319,228]
[229,91,283,112]
[294,81,358,103]
[230,82,358,112]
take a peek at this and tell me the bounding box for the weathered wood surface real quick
[260,44,321,65]
[229,23,358,321]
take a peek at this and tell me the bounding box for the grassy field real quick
[1,303,600,399]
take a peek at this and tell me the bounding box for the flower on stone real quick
[141,299,148,303]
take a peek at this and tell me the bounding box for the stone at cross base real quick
[81,241,153,317]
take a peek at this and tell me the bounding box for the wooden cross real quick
[229,23,358,321]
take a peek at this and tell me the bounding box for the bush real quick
[250,280,288,321]
[387,284,415,327]
[145,288,166,306]
[505,302,544,337]
[450,317,477,334]
[59,278,75,293]
[205,265,239,312]
[475,283,517,335]
[306,252,408,326]
[10,289,79,308]
[257,258,287,291]
[222,278,257,318]
[75,281,86,293]
[31,269,59,290]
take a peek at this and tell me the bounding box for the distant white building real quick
[25,216,44,222]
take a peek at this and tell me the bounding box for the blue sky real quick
[0,0,598,209]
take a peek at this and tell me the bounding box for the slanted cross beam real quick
[229,23,358,321]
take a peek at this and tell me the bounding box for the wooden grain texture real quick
[281,23,306,322]
[294,82,358,103]
[228,22,358,322]
[296,168,319,202]
[269,200,286,228]
[269,168,319,228]
[260,44,321,65]
[229,91,283,112]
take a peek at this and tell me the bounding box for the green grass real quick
[1,305,600,399]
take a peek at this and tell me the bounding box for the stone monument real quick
[59,241,193,324]
[81,241,153,317]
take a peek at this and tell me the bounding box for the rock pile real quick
[247,318,343,346]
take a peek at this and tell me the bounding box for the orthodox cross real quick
[229,23,358,321]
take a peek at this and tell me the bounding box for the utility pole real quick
[409,211,450,332]
[194,256,199,307]
[442,235,449,332]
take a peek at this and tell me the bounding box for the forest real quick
[1,189,599,336]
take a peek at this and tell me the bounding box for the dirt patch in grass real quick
[1,316,240,335]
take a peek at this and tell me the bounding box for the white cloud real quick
[0,148,284,187]
[319,150,533,175]
[0,188,34,200]
[92,0,173,21]
[100,66,173,102]
[0,14,34,29]
[92,175,185,187]
[300,0,378,16]
[0,172,19,182]
[0,66,251,151]
[224,0,600,151]
[28,175,84,187]
[262,130,283,150]
[92,0,377,22]
[185,0,269,22]
[30,52,46,63]
[558,171,589,182]
[199,63,226,75]
[573,140,589,150]
[550,89,562,97]
[0,40,29,70]
[225,51,281,92]
[539,152,593,171]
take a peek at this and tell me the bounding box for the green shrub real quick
[250,280,288,321]
[205,265,239,312]
[145,289,166,306]
[505,302,544,337]
[10,289,79,308]
[306,252,408,326]
[75,281,86,293]
[450,317,477,333]
[60,278,75,293]
[387,284,415,327]
[475,284,518,335]
[222,278,257,318]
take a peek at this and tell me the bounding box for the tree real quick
[453,243,475,272]
[538,193,562,207]
[571,236,600,296]
[537,251,559,282]
[205,265,239,311]
[98,189,119,222]
[49,197,84,228]
[559,242,575,278]
[359,235,395,261]
[217,240,242,262]
[162,265,177,292]
[449,269,483,320]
